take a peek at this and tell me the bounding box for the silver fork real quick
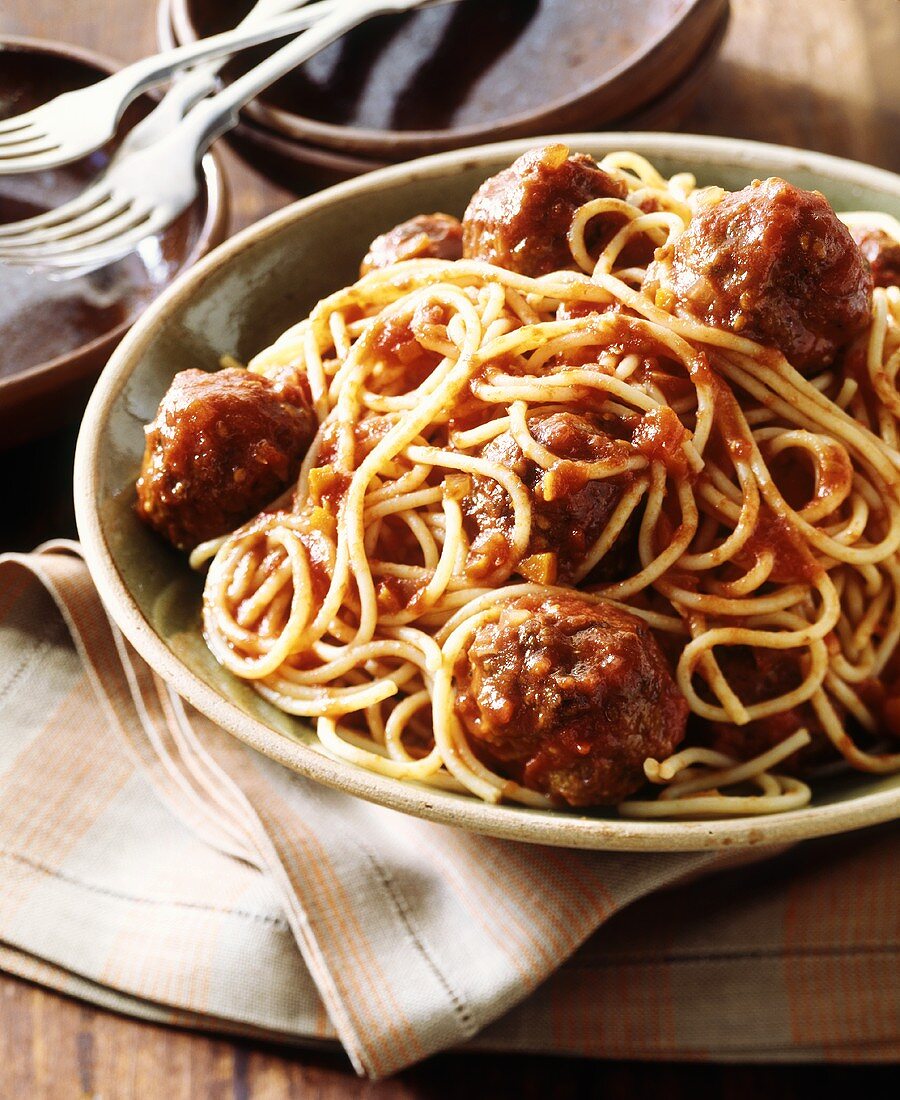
[0,0,456,276]
[0,0,320,260]
[0,0,340,175]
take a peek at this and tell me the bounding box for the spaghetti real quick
[168,148,900,819]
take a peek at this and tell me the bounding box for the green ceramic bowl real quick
[75,133,900,850]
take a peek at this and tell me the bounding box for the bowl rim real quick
[168,0,727,157]
[0,34,229,409]
[75,131,900,850]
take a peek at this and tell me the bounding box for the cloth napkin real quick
[0,544,897,1076]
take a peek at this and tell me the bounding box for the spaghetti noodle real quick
[157,147,900,819]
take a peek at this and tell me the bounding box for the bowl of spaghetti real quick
[75,133,900,849]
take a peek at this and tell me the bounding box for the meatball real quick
[462,144,627,277]
[647,178,873,372]
[462,412,635,584]
[136,367,316,551]
[360,213,463,275]
[454,594,688,806]
[850,224,900,288]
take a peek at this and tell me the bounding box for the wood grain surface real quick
[1,0,899,1095]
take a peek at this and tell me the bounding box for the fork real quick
[0,0,321,267]
[0,0,341,175]
[0,0,456,275]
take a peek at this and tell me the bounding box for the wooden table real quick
[1,0,898,1094]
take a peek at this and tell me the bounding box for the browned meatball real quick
[135,368,316,551]
[454,593,688,806]
[462,412,635,585]
[360,213,463,275]
[647,178,873,373]
[462,144,627,277]
[850,224,900,288]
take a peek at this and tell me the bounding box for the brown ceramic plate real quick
[157,0,390,194]
[75,134,900,850]
[169,0,728,159]
[159,0,729,196]
[0,36,228,448]
[222,119,390,194]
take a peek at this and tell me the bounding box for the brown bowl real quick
[609,3,730,132]
[224,117,389,194]
[157,0,384,194]
[159,0,729,196]
[0,36,229,448]
[170,0,728,160]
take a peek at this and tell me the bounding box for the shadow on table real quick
[678,58,900,175]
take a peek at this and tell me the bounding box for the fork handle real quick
[104,1,341,115]
[122,0,326,151]
[182,0,444,151]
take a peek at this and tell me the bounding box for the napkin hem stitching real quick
[0,848,289,930]
[0,635,60,709]
[361,845,477,1039]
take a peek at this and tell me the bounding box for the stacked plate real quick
[159,0,730,193]
[0,36,228,446]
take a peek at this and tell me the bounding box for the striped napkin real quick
[0,544,897,1076]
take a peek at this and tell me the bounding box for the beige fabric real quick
[0,545,896,1075]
